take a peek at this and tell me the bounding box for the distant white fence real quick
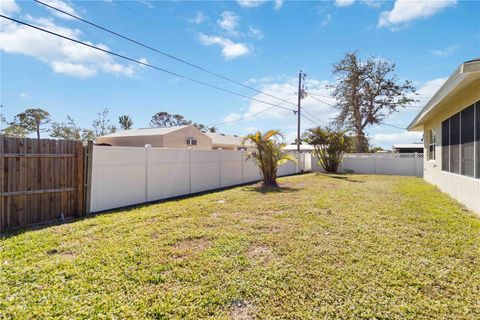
[311,152,424,177]
[90,146,307,212]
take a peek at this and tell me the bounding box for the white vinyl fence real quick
[311,152,423,177]
[90,146,307,212]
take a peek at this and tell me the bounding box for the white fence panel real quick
[221,151,243,187]
[311,152,423,177]
[90,146,148,212]
[90,146,303,212]
[147,148,190,201]
[190,150,222,193]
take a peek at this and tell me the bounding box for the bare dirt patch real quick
[247,245,273,264]
[173,236,210,252]
[231,300,254,320]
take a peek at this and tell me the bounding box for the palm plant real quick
[303,126,352,173]
[242,130,297,187]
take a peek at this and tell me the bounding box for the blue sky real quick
[1,0,479,148]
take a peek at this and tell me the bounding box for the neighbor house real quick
[95,125,212,150]
[408,58,480,213]
[205,132,254,151]
[392,143,424,153]
[96,125,254,151]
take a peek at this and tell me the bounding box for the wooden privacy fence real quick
[0,136,86,232]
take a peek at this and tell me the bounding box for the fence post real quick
[241,150,245,183]
[84,141,93,215]
[414,152,418,177]
[75,142,85,217]
[188,148,192,193]
[219,149,223,187]
[374,152,378,174]
[145,144,151,203]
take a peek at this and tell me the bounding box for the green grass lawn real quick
[1,173,479,319]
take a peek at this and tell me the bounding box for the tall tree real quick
[150,112,172,127]
[92,108,116,137]
[14,108,51,139]
[2,123,29,138]
[330,52,416,152]
[51,116,82,140]
[118,115,133,130]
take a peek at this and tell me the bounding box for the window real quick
[428,129,436,160]
[441,119,450,171]
[440,100,479,179]
[450,113,460,174]
[461,105,475,177]
[186,137,197,146]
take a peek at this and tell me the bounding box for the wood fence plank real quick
[1,137,90,232]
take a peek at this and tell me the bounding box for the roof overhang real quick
[407,59,480,132]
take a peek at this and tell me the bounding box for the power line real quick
[34,0,298,108]
[1,14,296,115]
[306,93,337,108]
[379,122,407,130]
[300,107,323,124]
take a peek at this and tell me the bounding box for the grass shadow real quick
[314,172,365,183]
[245,185,302,194]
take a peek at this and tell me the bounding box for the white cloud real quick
[198,33,251,59]
[20,92,28,98]
[371,131,423,145]
[188,11,206,24]
[429,45,458,57]
[247,26,264,39]
[236,0,266,8]
[218,11,240,35]
[335,0,355,7]
[51,61,97,78]
[41,0,81,20]
[138,0,154,9]
[274,0,283,10]
[321,14,332,27]
[0,0,20,15]
[378,0,457,29]
[224,113,243,123]
[414,77,448,106]
[224,77,337,124]
[0,11,141,78]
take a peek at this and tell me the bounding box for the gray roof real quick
[392,143,423,149]
[98,125,191,138]
[205,132,253,146]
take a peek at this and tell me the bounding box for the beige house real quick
[96,125,254,151]
[408,58,480,213]
[96,125,212,150]
[205,132,254,151]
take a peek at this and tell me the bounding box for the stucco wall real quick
[421,82,480,213]
[162,126,212,150]
[95,126,212,149]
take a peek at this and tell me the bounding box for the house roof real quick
[408,58,480,131]
[284,144,316,151]
[392,143,423,149]
[97,125,191,138]
[205,132,253,146]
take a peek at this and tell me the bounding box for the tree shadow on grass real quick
[315,172,365,183]
[245,185,302,194]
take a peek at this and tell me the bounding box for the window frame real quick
[428,129,436,161]
[440,100,479,179]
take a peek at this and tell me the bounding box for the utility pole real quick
[296,71,306,152]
